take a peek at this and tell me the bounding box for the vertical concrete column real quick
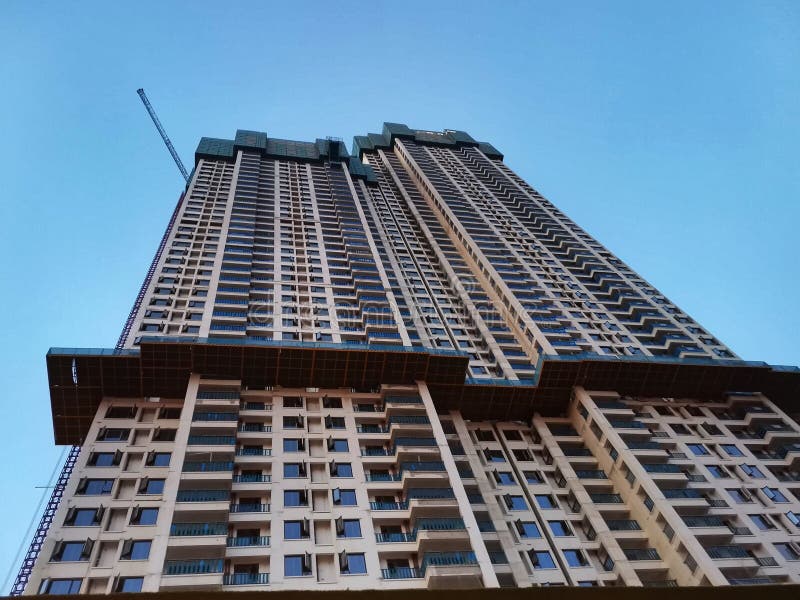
[416,382,499,588]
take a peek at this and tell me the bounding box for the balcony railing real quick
[416,518,465,532]
[663,488,704,499]
[385,395,423,405]
[192,412,238,422]
[642,463,683,473]
[361,448,392,456]
[357,425,389,434]
[239,402,272,411]
[188,435,236,446]
[388,416,431,426]
[176,490,229,502]
[682,516,726,528]
[606,520,642,531]
[707,545,751,559]
[575,470,608,479]
[562,447,593,457]
[627,441,663,450]
[170,522,227,536]
[229,503,270,513]
[227,535,270,547]
[366,473,402,482]
[223,573,270,585]
[590,493,623,504]
[609,420,648,429]
[235,448,272,456]
[232,474,271,483]
[401,461,446,472]
[624,548,660,561]
[238,425,272,433]
[164,559,224,575]
[376,532,416,543]
[370,501,409,510]
[422,551,478,570]
[381,567,423,579]
[182,461,234,472]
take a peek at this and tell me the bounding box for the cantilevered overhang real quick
[47,339,800,445]
[46,338,469,445]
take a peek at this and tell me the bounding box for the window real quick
[284,463,306,478]
[284,438,304,452]
[513,449,534,461]
[495,472,515,485]
[504,495,527,510]
[516,521,541,538]
[727,488,752,503]
[741,464,766,479]
[116,577,144,593]
[549,521,573,536]
[340,552,367,575]
[775,543,800,561]
[146,452,171,467]
[535,494,557,509]
[687,443,710,456]
[152,428,176,441]
[51,541,90,562]
[284,554,311,577]
[325,416,346,429]
[332,489,357,506]
[284,520,309,539]
[475,430,495,442]
[322,397,342,409]
[41,579,82,595]
[77,479,114,496]
[96,428,130,442]
[121,540,151,560]
[87,452,120,467]
[130,507,158,526]
[283,416,304,429]
[721,444,744,457]
[706,465,729,478]
[563,549,588,567]
[484,449,505,462]
[105,406,136,419]
[750,514,776,531]
[64,508,102,527]
[284,490,308,507]
[530,550,556,569]
[158,407,181,419]
[502,429,523,441]
[787,512,800,527]
[329,439,349,452]
[331,462,353,477]
[283,397,303,408]
[762,487,789,503]
[524,471,544,484]
[138,479,165,495]
[338,519,362,538]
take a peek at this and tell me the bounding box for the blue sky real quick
[1,0,798,590]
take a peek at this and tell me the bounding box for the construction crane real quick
[137,88,190,182]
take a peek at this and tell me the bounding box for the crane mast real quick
[136,88,190,182]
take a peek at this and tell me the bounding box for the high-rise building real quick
[21,124,800,596]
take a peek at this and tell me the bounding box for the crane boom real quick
[136,88,190,182]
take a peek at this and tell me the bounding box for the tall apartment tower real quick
[24,124,800,595]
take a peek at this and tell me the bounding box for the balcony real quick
[235,448,272,457]
[370,501,409,511]
[192,412,238,423]
[422,551,482,589]
[609,420,648,430]
[575,470,608,480]
[606,519,642,531]
[707,545,751,560]
[223,573,269,586]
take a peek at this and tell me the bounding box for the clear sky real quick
[1,0,798,590]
